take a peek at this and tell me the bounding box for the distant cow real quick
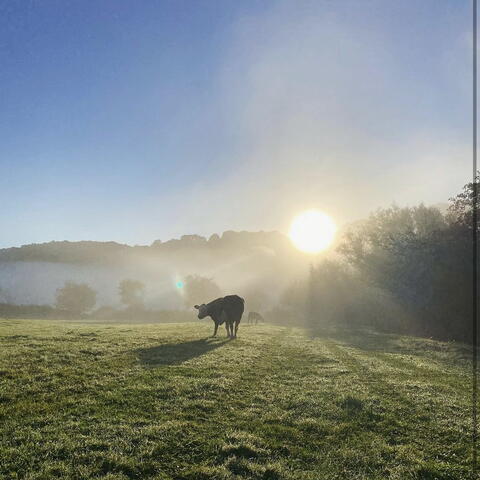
[194,295,245,338]
[248,311,264,325]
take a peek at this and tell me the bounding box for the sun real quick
[289,209,337,254]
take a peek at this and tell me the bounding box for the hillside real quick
[0,231,295,265]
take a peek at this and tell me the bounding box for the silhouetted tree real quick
[446,172,479,229]
[55,282,96,315]
[118,279,145,309]
[338,185,477,342]
[183,275,222,308]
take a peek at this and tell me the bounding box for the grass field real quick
[0,320,474,480]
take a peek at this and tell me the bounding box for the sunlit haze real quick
[289,210,336,254]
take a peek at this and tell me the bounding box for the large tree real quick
[55,282,96,315]
[183,275,222,308]
[338,189,475,342]
[446,172,479,229]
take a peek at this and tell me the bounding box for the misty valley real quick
[1,1,477,478]
[0,180,475,344]
[0,180,476,478]
[0,231,307,315]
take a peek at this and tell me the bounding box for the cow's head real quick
[194,304,209,319]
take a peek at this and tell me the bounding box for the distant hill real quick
[0,231,295,265]
[0,231,308,309]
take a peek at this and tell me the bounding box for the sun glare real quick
[289,210,336,254]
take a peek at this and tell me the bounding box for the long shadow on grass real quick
[310,327,471,359]
[136,338,229,366]
[317,328,406,353]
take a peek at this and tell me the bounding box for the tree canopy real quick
[182,275,222,308]
[55,282,96,315]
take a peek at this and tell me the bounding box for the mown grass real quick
[0,320,474,479]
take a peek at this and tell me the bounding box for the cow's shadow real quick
[136,338,229,367]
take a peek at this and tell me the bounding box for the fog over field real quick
[0,231,309,309]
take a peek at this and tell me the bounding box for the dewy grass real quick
[0,320,474,479]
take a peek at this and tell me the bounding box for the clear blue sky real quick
[0,0,473,247]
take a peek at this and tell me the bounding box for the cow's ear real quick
[194,305,200,309]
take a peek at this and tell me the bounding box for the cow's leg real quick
[212,322,219,337]
[234,320,240,338]
[225,322,230,337]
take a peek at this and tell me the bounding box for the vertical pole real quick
[473,0,478,474]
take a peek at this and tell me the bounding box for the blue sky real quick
[0,0,473,247]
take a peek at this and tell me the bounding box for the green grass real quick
[0,320,474,479]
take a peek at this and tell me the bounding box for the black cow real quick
[194,295,245,338]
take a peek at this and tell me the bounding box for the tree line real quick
[0,275,230,320]
[2,177,476,342]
